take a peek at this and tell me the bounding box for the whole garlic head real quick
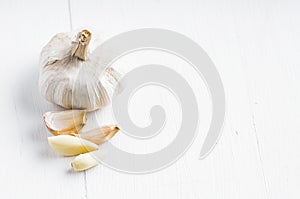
[39,29,119,111]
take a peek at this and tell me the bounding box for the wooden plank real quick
[70,0,292,199]
[0,0,86,198]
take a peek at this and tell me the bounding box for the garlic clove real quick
[76,125,119,145]
[48,135,98,156]
[71,152,100,171]
[43,110,87,136]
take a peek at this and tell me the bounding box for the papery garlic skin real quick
[71,152,100,171]
[43,110,87,135]
[39,29,119,111]
[48,135,98,156]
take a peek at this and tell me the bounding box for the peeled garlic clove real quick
[48,135,98,156]
[43,110,87,136]
[71,152,100,171]
[77,125,119,145]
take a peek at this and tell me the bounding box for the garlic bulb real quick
[39,29,120,111]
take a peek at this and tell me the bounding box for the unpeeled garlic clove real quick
[48,135,98,156]
[43,110,87,135]
[76,125,119,145]
[71,152,100,171]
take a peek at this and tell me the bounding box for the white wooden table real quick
[1,0,299,198]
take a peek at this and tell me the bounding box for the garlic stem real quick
[72,29,92,61]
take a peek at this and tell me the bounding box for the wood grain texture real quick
[0,0,299,198]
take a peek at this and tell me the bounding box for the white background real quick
[0,0,299,198]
